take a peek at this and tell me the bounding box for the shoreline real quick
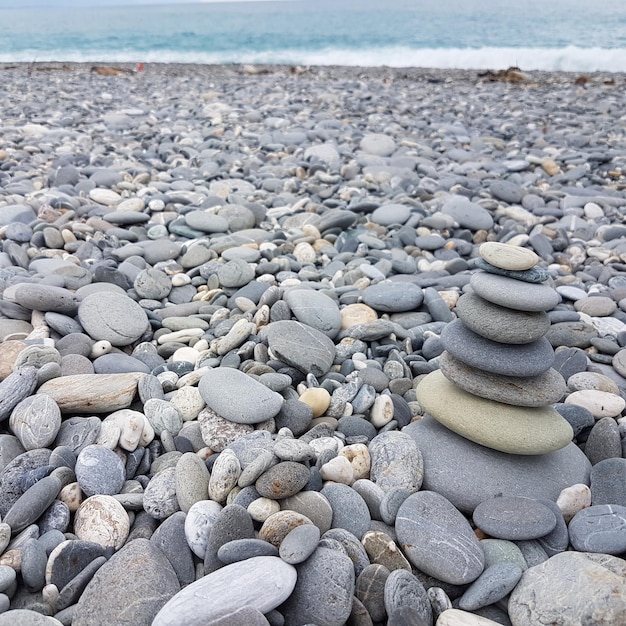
[1,61,626,85]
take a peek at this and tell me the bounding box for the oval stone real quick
[568,504,626,554]
[416,370,574,455]
[396,491,484,585]
[479,242,539,271]
[78,292,149,346]
[198,368,283,424]
[470,272,560,312]
[441,319,554,377]
[472,497,557,540]
[255,461,310,500]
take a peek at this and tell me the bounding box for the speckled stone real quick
[395,491,484,585]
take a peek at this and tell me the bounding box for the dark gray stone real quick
[263,320,336,377]
[441,319,554,377]
[3,475,62,534]
[355,563,390,623]
[150,511,195,586]
[361,281,424,313]
[74,538,180,626]
[218,538,279,564]
[384,569,432,626]
[46,540,108,591]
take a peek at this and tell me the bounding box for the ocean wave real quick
[1,45,624,73]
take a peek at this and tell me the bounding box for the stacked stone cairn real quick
[416,241,573,455]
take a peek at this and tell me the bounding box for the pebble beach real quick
[1,62,626,625]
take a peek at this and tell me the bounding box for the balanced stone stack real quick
[416,241,574,456]
[404,241,594,515]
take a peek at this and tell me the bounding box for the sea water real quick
[0,0,624,72]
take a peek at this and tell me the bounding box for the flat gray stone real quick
[441,319,554,377]
[472,497,557,540]
[279,523,320,564]
[455,292,550,344]
[263,320,336,377]
[441,195,494,230]
[395,491,484,585]
[402,416,591,513]
[8,283,79,314]
[284,288,342,339]
[361,281,424,313]
[74,538,180,626]
[439,352,566,407]
[198,368,283,424]
[281,547,355,626]
[218,538,279,564]
[153,556,296,626]
[3,475,62,534]
[470,272,560,312]
[568,504,626,554]
[508,552,626,626]
[78,292,149,346]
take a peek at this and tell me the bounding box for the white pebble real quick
[320,455,355,485]
[247,497,280,522]
[369,394,394,427]
[556,483,591,523]
[565,389,625,418]
[339,443,371,481]
[90,340,111,358]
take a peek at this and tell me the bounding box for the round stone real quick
[284,289,342,339]
[78,292,149,346]
[74,495,130,549]
[361,282,424,313]
[341,303,378,329]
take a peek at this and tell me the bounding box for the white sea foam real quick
[1,46,624,73]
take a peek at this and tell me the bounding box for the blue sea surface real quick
[0,0,624,71]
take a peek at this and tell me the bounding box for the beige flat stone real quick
[340,303,378,329]
[437,608,502,625]
[479,241,539,271]
[416,370,573,455]
[37,373,139,413]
